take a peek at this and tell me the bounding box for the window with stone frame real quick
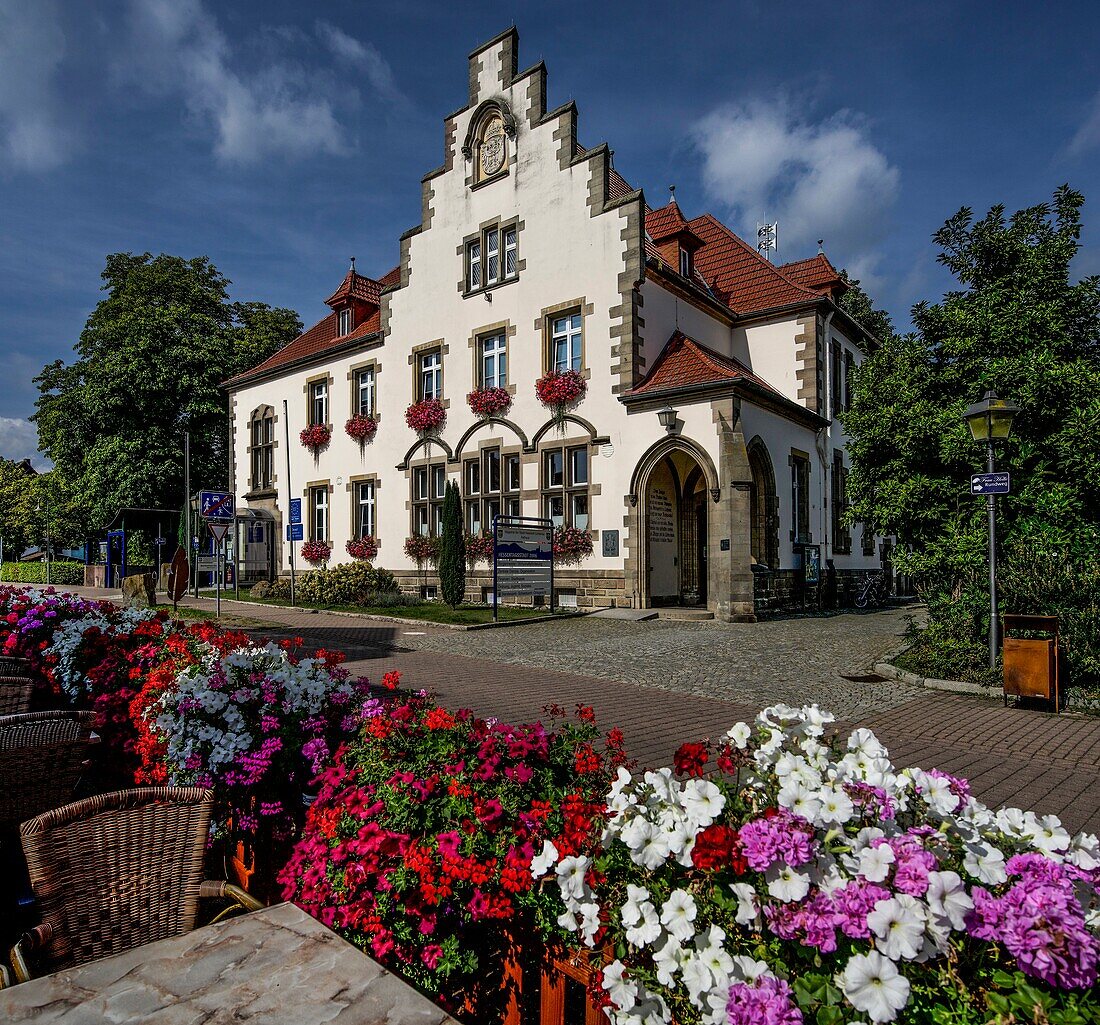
[356,480,376,539]
[249,407,274,491]
[463,446,520,535]
[541,444,589,530]
[548,311,583,373]
[791,453,811,543]
[479,332,507,389]
[862,525,877,557]
[356,367,376,417]
[844,351,855,412]
[309,485,329,542]
[418,349,443,401]
[831,452,851,554]
[309,379,329,426]
[465,222,518,295]
[412,462,447,537]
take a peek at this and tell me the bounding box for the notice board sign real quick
[493,517,553,607]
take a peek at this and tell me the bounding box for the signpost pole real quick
[986,441,998,672]
[283,399,296,607]
[492,516,498,623]
[216,535,222,620]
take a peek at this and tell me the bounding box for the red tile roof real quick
[646,200,690,240]
[325,268,381,307]
[778,253,844,294]
[686,214,818,316]
[629,330,782,398]
[608,168,633,200]
[378,264,401,288]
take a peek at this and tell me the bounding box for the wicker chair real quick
[10,787,263,983]
[0,711,97,829]
[0,677,32,716]
[0,657,31,677]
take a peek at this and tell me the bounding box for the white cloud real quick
[691,98,899,267]
[315,20,407,110]
[1068,88,1100,156]
[122,0,346,164]
[0,1,73,170]
[0,417,47,468]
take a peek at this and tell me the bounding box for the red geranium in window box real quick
[552,525,593,564]
[464,532,494,565]
[403,535,439,564]
[535,370,586,426]
[345,536,379,561]
[405,399,446,434]
[300,539,331,565]
[300,424,331,451]
[467,387,511,419]
[344,414,377,443]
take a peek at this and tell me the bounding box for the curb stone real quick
[874,661,998,698]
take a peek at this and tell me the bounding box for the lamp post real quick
[962,389,1018,671]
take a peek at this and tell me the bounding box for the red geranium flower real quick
[674,741,709,777]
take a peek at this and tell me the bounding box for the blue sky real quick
[2,1,1099,466]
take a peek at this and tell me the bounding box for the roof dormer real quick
[325,257,381,337]
[646,186,705,280]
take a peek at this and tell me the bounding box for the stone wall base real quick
[754,568,881,614]
[391,567,635,609]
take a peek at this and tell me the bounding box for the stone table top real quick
[0,902,461,1024]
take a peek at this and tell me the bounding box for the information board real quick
[493,517,553,601]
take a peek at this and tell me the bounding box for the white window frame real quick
[679,248,692,278]
[357,367,375,417]
[419,350,442,401]
[480,333,507,389]
[466,239,482,291]
[551,313,582,373]
[338,308,352,336]
[310,486,328,542]
[309,380,328,426]
[485,227,500,284]
[357,480,376,539]
[504,226,517,278]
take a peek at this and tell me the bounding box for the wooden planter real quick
[540,945,610,1025]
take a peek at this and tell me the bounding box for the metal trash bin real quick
[1002,614,1060,711]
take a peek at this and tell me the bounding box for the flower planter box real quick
[540,946,609,1025]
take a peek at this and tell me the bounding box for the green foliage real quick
[34,253,300,529]
[0,463,91,556]
[844,186,1100,685]
[838,273,897,344]
[437,480,466,608]
[266,562,402,606]
[0,561,84,585]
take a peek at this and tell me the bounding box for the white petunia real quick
[839,951,911,1023]
[626,820,672,871]
[962,841,1007,885]
[530,839,559,878]
[925,870,973,931]
[867,895,926,962]
[624,900,662,948]
[725,722,751,749]
[695,924,733,981]
[728,882,759,924]
[578,901,602,946]
[816,785,855,826]
[660,889,697,942]
[1067,832,1100,871]
[730,955,771,983]
[766,863,811,903]
[680,953,714,1008]
[778,781,822,821]
[602,960,638,1011]
[621,884,651,927]
[680,778,726,830]
[651,934,686,987]
[1024,814,1071,856]
[555,855,591,903]
[859,844,896,883]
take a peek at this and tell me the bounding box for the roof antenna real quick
[817,240,824,254]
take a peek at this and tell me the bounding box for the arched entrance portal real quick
[645,452,709,607]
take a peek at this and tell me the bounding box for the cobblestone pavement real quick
[61,588,1100,833]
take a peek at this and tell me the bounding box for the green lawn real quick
[200,590,574,626]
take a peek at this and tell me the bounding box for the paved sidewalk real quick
[59,587,1100,834]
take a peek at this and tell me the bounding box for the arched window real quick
[476,113,508,182]
[249,406,275,492]
[748,438,779,570]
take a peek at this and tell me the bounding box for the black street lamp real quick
[962,389,1018,670]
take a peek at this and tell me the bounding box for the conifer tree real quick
[438,480,466,608]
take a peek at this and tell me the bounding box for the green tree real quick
[843,185,1100,682]
[0,463,91,559]
[33,253,300,529]
[838,273,897,344]
[438,480,466,608]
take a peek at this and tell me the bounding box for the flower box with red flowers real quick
[405,399,446,433]
[300,539,331,565]
[404,535,440,564]
[467,387,512,419]
[465,532,495,565]
[344,414,378,443]
[552,526,593,564]
[300,423,332,451]
[345,536,379,561]
[535,370,586,410]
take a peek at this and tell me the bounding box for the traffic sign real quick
[154,537,166,546]
[207,521,231,543]
[971,472,1010,495]
[200,491,235,520]
[287,523,304,542]
[289,498,302,525]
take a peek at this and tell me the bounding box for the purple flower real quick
[726,976,803,1025]
[764,892,839,952]
[739,810,815,871]
[832,879,892,939]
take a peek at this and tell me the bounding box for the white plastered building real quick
[224,27,888,622]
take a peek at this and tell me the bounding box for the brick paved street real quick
[65,588,1100,834]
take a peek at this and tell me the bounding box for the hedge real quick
[0,561,85,585]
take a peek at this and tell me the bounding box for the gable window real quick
[550,312,583,373]
[309,380,329,426]
[791,453,811,544]
[249,408,274,491]
[356,367,375,417]
[480,333,507,389]
[412,462,446,536]
[418,349,442,401]
[357,480,376,538]
[338,308,352,336]
[464,221,518,294]
[466,238,482,290]
[679,247,692,278]
[309,485,328,542]
[542,444,589,530]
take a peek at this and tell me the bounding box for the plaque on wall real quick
[602,530,619,557]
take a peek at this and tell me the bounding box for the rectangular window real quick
[480,333,507,389]
[309,380,328,426]
[464,458,480,495]
[357,480,376,539]
[862,525,876,556]
[504,226,517,278]
[541,444,590,530]
[505,453,521,493]
[485,227,500,284]
[338,308,352,336]
[830,342,842,418]
[551,313,583,373]
[844,351,855,412]
[412,462,446,537]
[250,412,274,491]
[466,500,482,535]
[419,350,442,401]
[831,453,850,554]
[310,486,328,543]
[466,239,482,290]
[356,367,375,417]
[791,455,810,544]
[679,248,691,278]
[484,449,501,494]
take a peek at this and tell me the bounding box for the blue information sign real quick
[287,523,304,542]
[289,498,302,525]
[971,472,1010,495]
[200,491,235,520]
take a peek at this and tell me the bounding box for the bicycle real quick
[854,572,888,609]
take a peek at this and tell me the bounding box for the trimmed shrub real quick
[267,563,401,607]
[1,561,84,585]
